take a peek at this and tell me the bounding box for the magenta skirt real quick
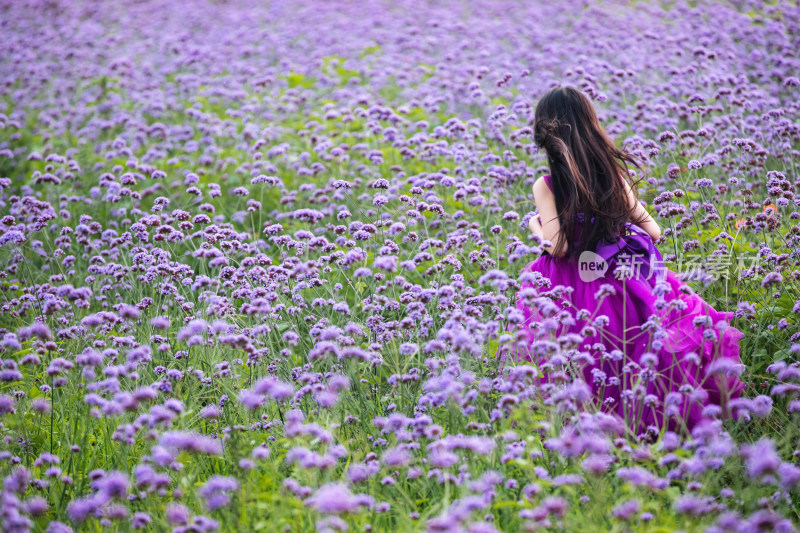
[509,225,746,434]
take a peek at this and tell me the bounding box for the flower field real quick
[1,0,800,531]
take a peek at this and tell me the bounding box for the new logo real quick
[578,251,608,282]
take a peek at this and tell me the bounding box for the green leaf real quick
[355,281,366,295]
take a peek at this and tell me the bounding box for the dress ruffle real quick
[509,239,745,434]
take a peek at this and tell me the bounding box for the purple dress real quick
[512,173,745,433]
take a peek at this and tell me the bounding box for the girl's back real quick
[510,86,744,435]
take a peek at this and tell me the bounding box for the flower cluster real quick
[0,0,798,531]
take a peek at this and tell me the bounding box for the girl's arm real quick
[623,179,661,241]
[530,176,564,257]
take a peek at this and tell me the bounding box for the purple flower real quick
[761,272,783,288]
[581,454,613,475]
[382,446,411,468]
[18,323,52,341]
[150,316,170,329]
[612,499,640,520]
[541,496,568,518]
[119,304,140,320]
[1,334,21,351]
[166,503,190,525]
[347,462,376,484]
[23,496,48,516]
[616,467,666,490]
[305,483,368,514]
[742,439,781,481]
[177,319,207,341]
[252,446,270,460]
[428,447,459,468]
[159,431,222,455]
[199,476,239,511]
[750,395,773,418]
[132,512,152,529]
[0,395,16,416]
[239,389,266,410]
[200,404,222,419]
[46,522,73,533]
[373,255,397,271]
[673,495,714,516]
[779,462,800,490]
[67,494,105,523]
[94,471,129,499]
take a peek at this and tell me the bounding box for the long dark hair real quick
[533,85,649,258]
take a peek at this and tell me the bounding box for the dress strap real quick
[543,173,553,192]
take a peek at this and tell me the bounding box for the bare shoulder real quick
[532,175,551,195]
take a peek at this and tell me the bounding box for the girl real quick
[514,86,745,435]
